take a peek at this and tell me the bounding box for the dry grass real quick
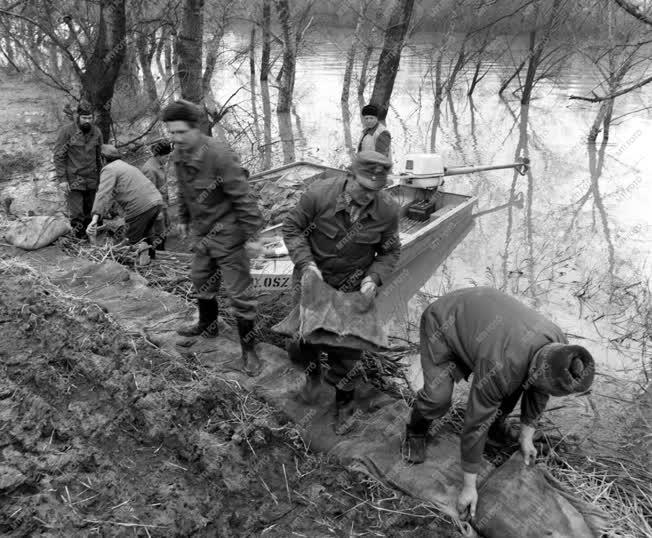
[546,448,652,537]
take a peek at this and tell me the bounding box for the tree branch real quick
[570,74,652,101]
[0,7,82,77]
[612,0,652,26]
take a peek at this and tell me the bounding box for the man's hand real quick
[86,214,100,237]
[304,262,323,280]
[519,424,537,466]
[244,238,265,259]
[456,473,478,521]
[177,223,189,238]
[360,276,377,298]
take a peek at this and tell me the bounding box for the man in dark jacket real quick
[283,150,401,433]
[86,145,163,251]
[53,100,103,238]
[358,104,391,160]
[402,287,595,520]
[141,138,172,251]
[162,100,264,376]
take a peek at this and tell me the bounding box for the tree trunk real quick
[136,31,158,103]
[249,25,261,143]
[520,0,562,105]
[341,102,355,158]
[164,32,172,74]
[154,27,166,79]
[80,0,127,140]
[357,45,373,109]
[429,54,443,152]
[277,111,295,164]
[275,0,296,114]
[341,13,363,105]
[260,0,273,168]
[177,0,204,104]
[369,0,415,121]
[202,29,223,98]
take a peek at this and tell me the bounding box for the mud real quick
[0,260,460,537]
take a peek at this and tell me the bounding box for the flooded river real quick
[212,27,651,452]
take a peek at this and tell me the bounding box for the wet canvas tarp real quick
[11,246,608,538]
[273,271,390,351]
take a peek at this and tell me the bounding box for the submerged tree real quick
[569,0,652,142]
[368,0,415,120]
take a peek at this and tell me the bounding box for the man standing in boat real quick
[161,100,265,377]
[358,104,392,161]
[283,150,401,433]
[402,287,595,520]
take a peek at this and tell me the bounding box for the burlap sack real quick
[4,216,71,250]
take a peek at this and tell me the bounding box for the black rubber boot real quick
[334,388,357,435]
[402,408,431,464]
[487,418,520,448]
[177,298,219,338]
[237,318,263,377]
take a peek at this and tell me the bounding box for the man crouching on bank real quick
[402,287,595,520]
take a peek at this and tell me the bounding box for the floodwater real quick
[212,27,651,452]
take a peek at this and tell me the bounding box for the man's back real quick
[424,287,567,377]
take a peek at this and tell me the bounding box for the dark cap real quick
[161,99,201,124]
[361,104,379,117]
[77,100,93,115]
[148,137,173,156]
[100,144,122,160]
[351,151,392,190]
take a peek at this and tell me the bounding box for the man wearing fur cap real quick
[161,99,264,377]
[401,286,595,521]
[53,100,103,238]
[358,103,392,160]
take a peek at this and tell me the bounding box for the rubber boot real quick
[177,298,219,338]
[402,408,431,464]
[334,388,357,435]
[237,318,263,377]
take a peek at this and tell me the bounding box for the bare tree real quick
[0,0,127,139]
[176,0,204,104]
[260,0,273,168]
[569,0,652,141]
[369,0,415,120]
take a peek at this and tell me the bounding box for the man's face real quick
[348,177,378,206]
[362,115,378,130]
[166,120,200,151]
[78,114,93,132]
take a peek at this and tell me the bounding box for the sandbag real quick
[272,270,389,351]
[475,452,608,538]
[3,216,71,250]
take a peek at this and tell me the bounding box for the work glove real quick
[304,262,323,280]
